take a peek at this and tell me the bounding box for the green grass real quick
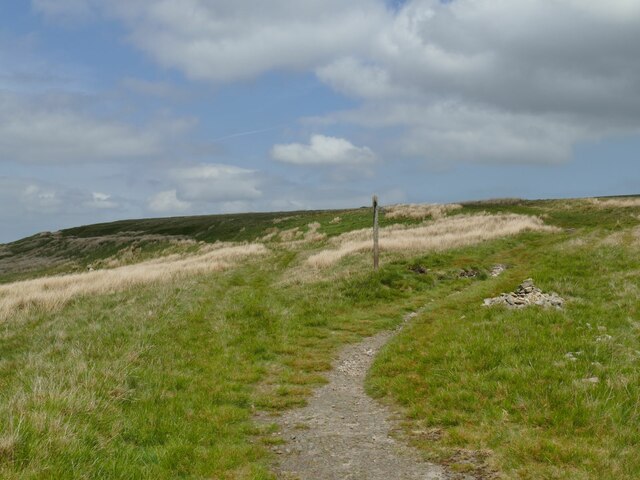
[0,206,411,283]
[0,249,465,478]
[1,197,639,478]
[369,215,640,478]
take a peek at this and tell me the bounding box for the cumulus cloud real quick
[148,189,191,213]
[0,93,191,164]
[0,177,126,241]
[316,57,404,100]
[5,179,123,214]
[34,0,390,82]
[314,0,640,163]
[87,192,119,209]
[331,101,587,165]
[171,164,262,202]
[146,162,398,217]
[28,0,640,167]
[147,164,263,214]
[352,0,640,114]
[271,135,376,166]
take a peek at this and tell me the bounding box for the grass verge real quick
[0,199,638,478]
[369,224,640,478]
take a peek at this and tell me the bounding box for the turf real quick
[0,197,638,479]
[0,207,404,283]
[369,231,640,478]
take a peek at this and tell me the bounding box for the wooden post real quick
[373,195,379,270]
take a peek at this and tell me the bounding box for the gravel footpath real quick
[270,323,451,480]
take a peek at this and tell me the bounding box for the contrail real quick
[211,125,283,142]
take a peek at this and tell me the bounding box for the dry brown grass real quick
[588,197,640,208]
[460,198,524,206]
[278,227,303,242]
[0,433,17,463]
[602,226,640,248]
[302,222,326,243]
[261,223,326,245]
[0,232,203,279]
[307,213,558,268]
[0,243,267,321]
[384,203,462,220]
[272,215,298,224]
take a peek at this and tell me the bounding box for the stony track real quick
[271,326,450,480]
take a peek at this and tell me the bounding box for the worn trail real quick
[271,322,450,480]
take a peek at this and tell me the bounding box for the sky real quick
[0,0,639,243]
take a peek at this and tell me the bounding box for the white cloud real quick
[126,1,387,82]
[0,92,194,164]
[34,0,390,82]
[315,0,640,164]
[21,183,62,212]
[146,161,391,216]
[87,192,119,209]
[17,184,121,212]
[332,101,588,165]
[170,164,262,203]
[271,135,376,166]
[147,164,264,215]
[10,181,123,214]
[316,57,402,100]
[30,0,640,166]
[0,176,127,241]
[148,189,191,213]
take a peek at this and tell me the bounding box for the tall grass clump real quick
[0,243,267,320]
[588,197,640,208]
[384,203,463,220]
[307,213,558,267]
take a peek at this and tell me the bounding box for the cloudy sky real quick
[1,0,639,242]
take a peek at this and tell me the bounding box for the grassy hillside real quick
[0,207,399,284]
[0,197,638,479]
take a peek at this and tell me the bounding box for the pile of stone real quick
[483,279,564,309]
[459,268,480,278]
[409,264,428,274]
[490,264,507,277]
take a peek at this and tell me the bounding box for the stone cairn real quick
[483,278,564,309]
[489,264,507,277]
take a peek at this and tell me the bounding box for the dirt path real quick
[270,315,451,480]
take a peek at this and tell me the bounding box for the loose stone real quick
[483,279,565,309]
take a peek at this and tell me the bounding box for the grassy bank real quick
[369,206,640,478]
[0,198,638,478]
[0,246,472,478]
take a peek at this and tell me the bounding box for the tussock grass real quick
[301,222,326,243]
[384,203,462,220]
[0,243,267,320]
[1,197,639,479]
[368,234,640,479]
[0,247,441,479]
[602,225,640,248]
[461,197,524,206]
[588,197,640,208]
[261,222,326,245]
[0,231,200,279]
[307,213,558,267]
[278,227,302,242]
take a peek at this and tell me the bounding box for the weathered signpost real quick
[373,195,379,270]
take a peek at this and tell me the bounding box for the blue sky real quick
[0,0,639,242]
